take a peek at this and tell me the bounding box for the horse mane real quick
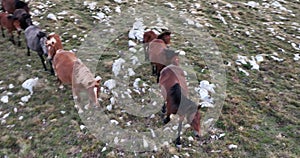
[15,1,27,9]
[157,31,171,39]
[73,60,96,89]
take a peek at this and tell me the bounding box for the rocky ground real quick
[0,0,299,157]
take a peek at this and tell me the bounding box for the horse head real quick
[15,1,30,13]
[158,31,171,45]
[46,33,63,60]
[7,15,22,32]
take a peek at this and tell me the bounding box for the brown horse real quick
[52,50,101,108]
[149,47,179,83]
[47,33,101,109]
[1,0,29,14]
[143,30,157,61]
[159,65,200,146]
[0,12,22,45]
[46,33,63,74]
[145,31,171,61]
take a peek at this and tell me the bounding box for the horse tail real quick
[170,83,197,115]
[170,83,184,108]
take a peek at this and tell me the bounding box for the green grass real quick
[0,0,299,157]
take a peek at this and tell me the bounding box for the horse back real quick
[159,65,188,100]
[148,39,167,63]
[1,0,16,13]
[143,30,157,43]
[25,25,44,51]
[53,50,77,84]
[0,12,15,30]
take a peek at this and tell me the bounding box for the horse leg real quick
[49,60,55,75]
[38,52,48,71]
[175,116,184,147]
[161,103,166,113]
[17,31,21,46]
[1,26,4,37]
[156,64,164,83]
[144,44,149,61]
[163,113,171,124]
[9,31,15,45]
[27,46,30,56]
[151,63,156,76]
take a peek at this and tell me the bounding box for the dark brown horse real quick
[0,12,22,45]
[1,0,29,14]
[145,31,171,61]
[159,65,201,146]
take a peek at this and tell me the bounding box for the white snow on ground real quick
[128,18,145,41]
[195,80,216,108]
[112,58,126,76]
[104,79,117,90]
[22,77,39,95]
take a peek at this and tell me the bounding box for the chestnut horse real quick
[46,33,63,74]
[0,12,22,45]
[52,50,101,109]
[143,30,157,61]
[1,0,29,14]
[159,65,200,146]
[145,30,171,61]
[47,34,101,109]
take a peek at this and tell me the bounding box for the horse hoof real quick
[175,137,181,148]
[176,143,182,148]
[163,117,170,124]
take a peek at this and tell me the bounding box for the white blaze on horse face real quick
[49,37,57,44]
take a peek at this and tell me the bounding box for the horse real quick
[144,30,171,61]
[13,8,32,30]
[45,34,101,108]
[24,25,50,73]
[1,0,29,14]
[149,47,179,83]
[0,12,22,45]
[159,64,201,146]
[143,30,157,61]
[52,49,101,109]
[45,33,63,74]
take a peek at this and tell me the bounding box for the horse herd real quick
[0,0,201,147]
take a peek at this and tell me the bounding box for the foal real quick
[0,12,22,45]
[159,65,201,146]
